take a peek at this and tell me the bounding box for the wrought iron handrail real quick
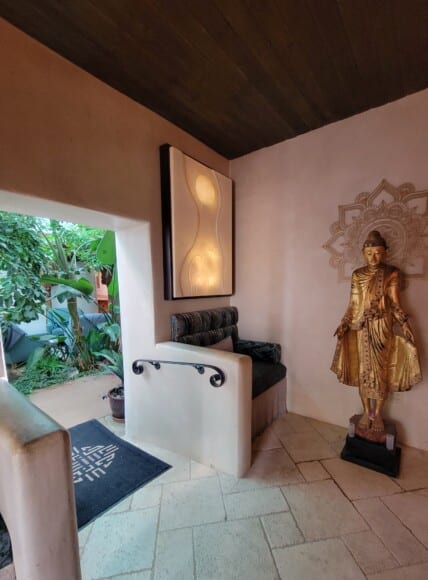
[132,359,226,387]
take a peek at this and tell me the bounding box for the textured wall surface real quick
[232,89,428,450]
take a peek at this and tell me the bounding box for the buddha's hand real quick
[402,322,415,345]
[334,322,349,340]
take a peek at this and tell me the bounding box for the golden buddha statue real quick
[331,230,422,432]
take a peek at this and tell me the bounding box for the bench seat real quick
[171,306,287,438]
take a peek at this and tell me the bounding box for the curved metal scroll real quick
[132,359,225,387]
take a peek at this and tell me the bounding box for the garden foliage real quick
[1,212,122,384]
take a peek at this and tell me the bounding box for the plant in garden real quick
[93,231,124,410]
[94,349,124,385]
[95,347,124,414]
[40,220,97,371]
[1,211,125,391]
[11,346,77,395]
[0,211,109,372]
[0,212,48,334]
[0,212,105,324]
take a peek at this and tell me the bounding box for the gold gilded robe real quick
[331,264,421,398]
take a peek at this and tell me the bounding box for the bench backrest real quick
[171,306,239,346]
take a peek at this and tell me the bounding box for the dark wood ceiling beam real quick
[338,0,395,109]
[145,0,295,151]
[273,0,355,120]
[196,0,323,131]
[113,0,284,155]
[305,0,369,112]
[369,0,405,105]
[1,0,428,159]
[0,0,246,156]
[150,0,297,139]
[392,0,428,94]
[82,0,279,156]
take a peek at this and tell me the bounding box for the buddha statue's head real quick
[362,230,387,268]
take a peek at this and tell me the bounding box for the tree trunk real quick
[67,296,92,372]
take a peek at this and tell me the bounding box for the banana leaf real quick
[40,275,94,295]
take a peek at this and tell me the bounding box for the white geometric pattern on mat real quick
[72,443,119,483]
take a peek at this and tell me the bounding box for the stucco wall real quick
[0,18,230,345]
[232,90,428,450]
[2,17,428,452]
[0,18,238,463]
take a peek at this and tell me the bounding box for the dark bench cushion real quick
[171,306,287,401]
[171,307,239,346]
[252,361,287,399]
[235,339,281,364]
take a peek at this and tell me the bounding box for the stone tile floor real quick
[77,413,428,580]
[3,377,426,580]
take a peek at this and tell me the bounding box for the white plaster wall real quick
[232,90,428,451]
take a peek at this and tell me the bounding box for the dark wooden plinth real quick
[341,434,401,477]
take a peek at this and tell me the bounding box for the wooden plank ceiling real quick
[1,0,428,159]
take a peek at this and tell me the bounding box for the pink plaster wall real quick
[232,90,428,450]
[0,18,231,342]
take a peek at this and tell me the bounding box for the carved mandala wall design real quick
[323,180,428,282]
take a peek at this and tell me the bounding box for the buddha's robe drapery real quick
[331,264,421,398]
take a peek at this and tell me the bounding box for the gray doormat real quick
[0,515,12,570]
[0,419,171,568]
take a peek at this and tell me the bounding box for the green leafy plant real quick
[0,213,47,331]
[0,212,108,369]
[11,346,77,395]
[83,319,120,357]
[37,220,98,371]
[0,213,106,329]
[97,230,119,298]
[1,212,123,389]
[93,348,124,385]
[91,232,124,392]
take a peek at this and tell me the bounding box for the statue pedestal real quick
[341,415,401,477]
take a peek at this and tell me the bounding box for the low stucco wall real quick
[0,380,80,580]
[129,341,253,478]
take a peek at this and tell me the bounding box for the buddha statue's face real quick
[363,245,385,267]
